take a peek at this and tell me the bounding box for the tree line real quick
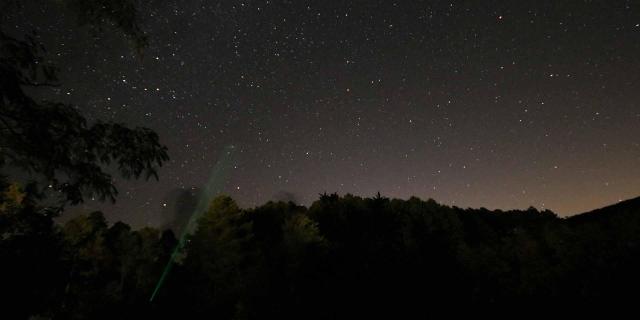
[2,1,639,317]
[2,185,640,318]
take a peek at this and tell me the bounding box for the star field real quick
[7,0,640,226]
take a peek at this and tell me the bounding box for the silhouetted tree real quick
[0,2,169,318]
[182,196,257,318]
[0,179,65,319]
[0,0,167,207]
[5,188,640,318]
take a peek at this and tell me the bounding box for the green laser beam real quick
[150,145,236,302]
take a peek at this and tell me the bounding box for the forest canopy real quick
[2,1,640,318]
[2,192,640,318]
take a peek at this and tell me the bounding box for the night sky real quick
[8,1,640,226]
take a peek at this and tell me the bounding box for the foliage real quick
[5,191,640,318]
[0,1,167,318]
[2,1,640,318]
[64,0,148,51]
[0,0,167,207]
